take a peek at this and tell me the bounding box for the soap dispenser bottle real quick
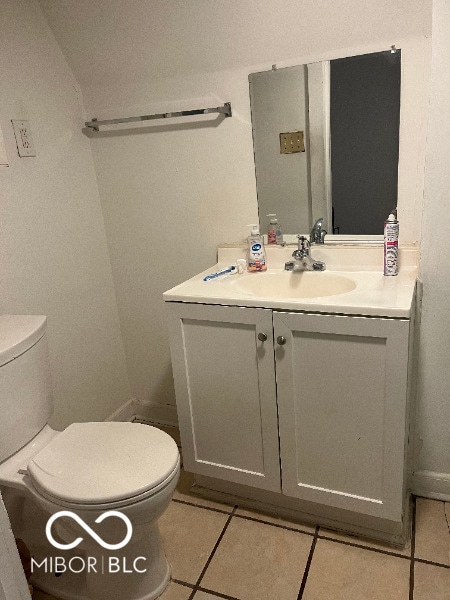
[267,214,283,245]
[247,225,267,272]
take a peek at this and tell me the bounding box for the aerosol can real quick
[384,211,399,276]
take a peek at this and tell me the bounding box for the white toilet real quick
[0,315,180,600]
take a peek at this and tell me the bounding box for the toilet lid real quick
[27,422,179,505]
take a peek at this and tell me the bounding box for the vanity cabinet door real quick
[274,311,410,521]
[166,302,281,492]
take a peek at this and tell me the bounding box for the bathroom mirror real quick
[249,50,401,236]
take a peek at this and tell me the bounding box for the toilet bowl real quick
[0,315,180,600]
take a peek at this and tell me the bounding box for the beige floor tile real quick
[159,581,193,600]
[32,590,59,600]
[415,498,450,566]
[414,562,450,600]
[201,515,312,600]
[159,501,229,585]
[173,468,235,512]
[193,592,223,600]
[320,525,412,557]
[235,505,316,534]
[302,539,410,600]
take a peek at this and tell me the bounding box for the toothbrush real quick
[203,266,236,281]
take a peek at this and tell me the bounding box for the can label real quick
[384,221,399,276]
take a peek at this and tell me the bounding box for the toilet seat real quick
[27,422,180,508]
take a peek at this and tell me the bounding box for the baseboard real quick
[131,402,179,427]
[194,474,407,546]
[105,398,179,426]
[411,470,450,501]
[105,398,137,422]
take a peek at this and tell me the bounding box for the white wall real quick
[414,0,450,498]
[4,0,447,499]
[31,0,450,499]
[37,2,438,492]
[40,0,431,244]
[38,1,431,414]
[88,69,258,408]
[0,0,131,429]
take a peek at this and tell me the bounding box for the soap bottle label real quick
[268,229,277,244]
[248,242,267,271]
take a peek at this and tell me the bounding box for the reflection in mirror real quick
[249,50,401,237]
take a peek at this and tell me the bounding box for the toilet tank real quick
[0,315,53,463]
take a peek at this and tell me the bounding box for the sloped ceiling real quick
[38,0,431,89]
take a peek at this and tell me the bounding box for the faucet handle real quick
[310,218,327,244]
[312,217,324,229]
[297,235,311,251]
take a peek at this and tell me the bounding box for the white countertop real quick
[163,245,418,318]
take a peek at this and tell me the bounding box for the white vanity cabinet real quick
[167,301,411,522]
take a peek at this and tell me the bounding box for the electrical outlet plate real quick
[11,120,36,157]
[279,131,305,154]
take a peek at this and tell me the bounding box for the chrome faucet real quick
[310,218,327,244]
[285,236,326,272]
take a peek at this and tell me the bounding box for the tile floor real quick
[32,425,450,600]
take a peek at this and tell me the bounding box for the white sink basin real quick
[224,270,356,299]
[164,246,418,318]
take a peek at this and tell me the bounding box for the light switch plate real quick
[280,131,305,154]
[11,120,36,157]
